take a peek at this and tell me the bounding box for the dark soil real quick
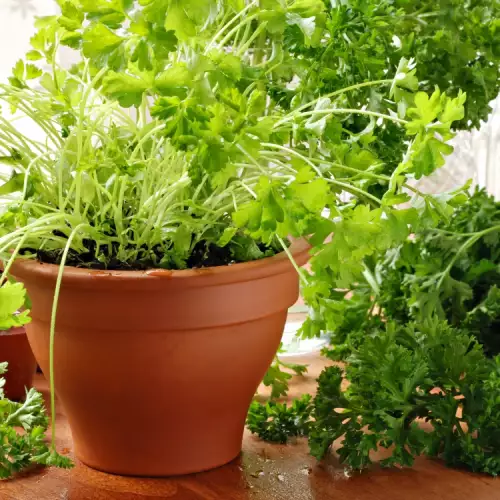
[22,239,275,271]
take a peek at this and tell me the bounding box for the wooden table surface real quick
[1,353,498,500]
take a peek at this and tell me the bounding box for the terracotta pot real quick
[11,239,310,476]
[0,326,37,401]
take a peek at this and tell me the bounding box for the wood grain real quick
[1,353,498,500]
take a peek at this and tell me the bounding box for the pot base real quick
[77,449,242,477]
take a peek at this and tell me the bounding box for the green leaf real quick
[25,64,42,80]
[12,60,24,81]
[406,90,442,133]
[130,39,152,71]
[26,50,43,61]
[59,1,84,31]
[382,192,411,206]
[0,282,31,331]
[164,1,196,40]
[290,177,329,212]
[286,13,316,44]
[210,52,242,82]
[60,31,82,49]
[82,23,123,59]
[155,66,191,93]
[102,71,149,107]
[411,137,454,179]
[267,189,285,223]
[0,171,25,196]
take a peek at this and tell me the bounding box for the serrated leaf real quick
[82,23,123,59]
[102,71,149,107]
[155,66,191,93]
[26,50,43,61]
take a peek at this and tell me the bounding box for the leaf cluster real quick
[0,281,31,331]
[283,0,500,178]
[310,319,500,477]
[0,363,73,478]
[0,1,470,275]
[327,188,500,359]
[262,343,308,400]
[246,394,312,444]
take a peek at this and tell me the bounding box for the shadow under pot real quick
[0,326,38,401]
[11,239,310,477]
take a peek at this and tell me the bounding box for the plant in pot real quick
[0,0,466,476]
[0,280,37,401]
[0,280,72,478]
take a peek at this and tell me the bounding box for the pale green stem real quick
[236,22,268,57]
[275,109,408,129]
[0,231,30,283]
[437,225,500,290]
[216,13,259,51]
[276,235,309,286]
[48,223,89,450]
[207,1,258,51]
[260,143,324,178]
[325,178,382,205]
[286,79,393,116]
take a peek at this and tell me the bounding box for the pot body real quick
[12,240,309,476]
[0,327,37,401]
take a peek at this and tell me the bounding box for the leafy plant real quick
[310,319,500,477]
[247,394,312,444]
[262,343,308,400]
[324,188,500,361]
[0,362,73,478]
[0,0,469,461]
[281,0,500,192]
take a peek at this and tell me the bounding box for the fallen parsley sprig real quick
[247,394,312,444]
[310,319,500,476]
[0,361,73,479]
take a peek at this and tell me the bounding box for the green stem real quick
[260,143,323,178]
[216,13,259,51]
[236,22,267,57]
[207,1,258,52]
[276,235,309,286]
[437,224,500,289]
[275,109,408,129]
[297,156,390,182]
[48,223,89,450]
[286,79,393,117]
[0,231,30,283]
[325,178,382,206]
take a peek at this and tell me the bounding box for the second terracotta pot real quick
[12,240,309,476]
[0,326,37,401]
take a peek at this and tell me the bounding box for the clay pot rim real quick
[11,238,310,288]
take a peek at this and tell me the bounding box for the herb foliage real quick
[0,284,72,478]
[311,320,500,476]
[0,0,477,464]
